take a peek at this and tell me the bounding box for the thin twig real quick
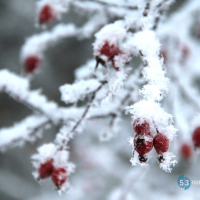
[143,1,151,17]
[70,81,107,133]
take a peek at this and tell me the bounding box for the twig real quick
[71,81,107,133]
[153,0,171,30]
[143,1,151,17]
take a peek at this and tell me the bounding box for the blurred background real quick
[0,0,195,200]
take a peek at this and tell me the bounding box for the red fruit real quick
[134,131,153,155]
[133,118,150,135]
[192,127,200,148]
[100,41,116,58]
[24,56,40,73]
[51,168,67,187]
[180,143,193,160]
[153,133,169,155]
[39,5,55,24]
[38,159,54,179]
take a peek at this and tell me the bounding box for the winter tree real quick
[1,0,200,199]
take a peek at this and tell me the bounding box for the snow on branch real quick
[0,115,49,152]
[125,27,177,172]
[60,79,102,104]
[0,69,61,123]
[20,23,77,62]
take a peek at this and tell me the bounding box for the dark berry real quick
[192,127,200,148]
[51,168,67,187]
[24,56,40,73]
[39,5,55,24]
[153,133,169,155]
[38,159,54,179]
[180,143,193,160]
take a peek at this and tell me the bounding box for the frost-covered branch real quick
[0,115,50,152]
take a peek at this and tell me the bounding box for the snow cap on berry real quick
[133,118,150,134]
[31,143,75,190]
[93,20,126,62]
[126,100,177,141]
[32,143,57,180]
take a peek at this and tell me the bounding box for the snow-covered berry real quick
[153,133,169,155]
[134,131,153,156]
[96,41,124,70]
[133,119,153,162]
[39,5,56,24]
[24,56,40,73]
[133,118,150,135]
[38,159,54,179]
[192,127,200,148]
[100,41,116,58]
[180,143,193,160]
[51,168,67,188]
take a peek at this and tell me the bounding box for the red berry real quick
[133,118,150,135]
[100,41,116,58]
[39,5,55,24]
[192,127,200,148]
[51,168,67,187]
[153,133,169,155]
[24,56,40,73]
[180,143,193,160]
[134,131,153,155]
[38,159,54,179]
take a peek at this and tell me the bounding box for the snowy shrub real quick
[1,0,200,199]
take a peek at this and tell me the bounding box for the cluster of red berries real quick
[133,119,169,163]
[38,159,67,188]
[133,119,200,162]
[96,41,123,71]
[39,5,56,24]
